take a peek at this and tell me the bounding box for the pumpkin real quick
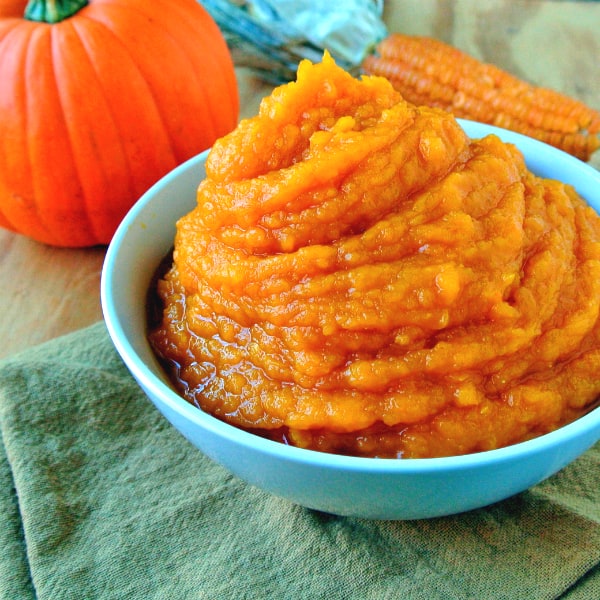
[0,0,239,247]
[0,0,27,17]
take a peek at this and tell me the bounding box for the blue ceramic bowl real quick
[101,121,600,520]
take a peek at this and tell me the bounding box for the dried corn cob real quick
[362,34,600,161]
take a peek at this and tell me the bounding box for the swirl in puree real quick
[149,54,600,458]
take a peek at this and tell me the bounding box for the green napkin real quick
[0,322,598,600]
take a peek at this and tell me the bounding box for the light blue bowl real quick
[101,121,600,520]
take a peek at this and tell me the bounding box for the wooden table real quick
[1,0,599,360]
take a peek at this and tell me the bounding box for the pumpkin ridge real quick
[68,9,180,234]
[68,15,156,239]
[21,22,75,243]
[137,3,220,150]
[46,23,97,243]
[0,21,40,236]
[85,0,238,159]
[147,0,239,136]
[72,8,178,154]
[148,0,239,144]
[24,26,67,243]
[51,18,123,243]
[79,2,185,164]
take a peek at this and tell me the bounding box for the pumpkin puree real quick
[149,53,600,458]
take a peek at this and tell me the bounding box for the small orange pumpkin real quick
[0,0,239,246]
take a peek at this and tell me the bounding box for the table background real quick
[1,0,599,359]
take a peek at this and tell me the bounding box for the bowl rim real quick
[101,121,600,473]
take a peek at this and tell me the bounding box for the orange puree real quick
[149,53,600,458]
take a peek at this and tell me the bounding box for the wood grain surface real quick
[1,0,599,359]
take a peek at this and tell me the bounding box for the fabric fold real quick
[0,322,598,600]
[0,429,35,600]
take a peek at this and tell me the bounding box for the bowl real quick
[101,120,600,520]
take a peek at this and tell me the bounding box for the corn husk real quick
[200,0,387,83]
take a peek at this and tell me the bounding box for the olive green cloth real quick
[0,322,598,600]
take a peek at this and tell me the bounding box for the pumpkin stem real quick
[25,0,88,23]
